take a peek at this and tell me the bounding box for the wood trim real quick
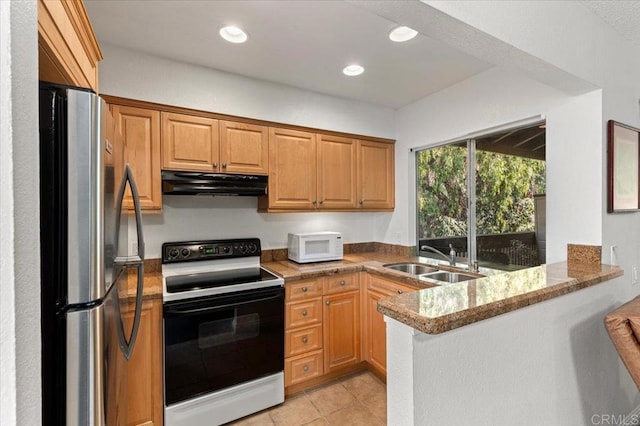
[100,95,395,145]
[59,0,103,64]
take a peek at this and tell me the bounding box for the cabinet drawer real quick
[285,350,323,386]
[286,298,322,329]
[285,279,323,302]
[323,273,358,294]
[368,274,417,297]
[285,324,322,357]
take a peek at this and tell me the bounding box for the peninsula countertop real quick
[377,261,623,334]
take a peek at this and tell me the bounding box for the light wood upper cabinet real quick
[112,105,162,212]
[266,128,317,210]
[162,112,219,172]
[317,135,357,209]
[323,290,360,373]
[357,140,395,209]
[261,131,394,212]
[38,0,102,91]
[220,121,269,175]
[122,299,163,426]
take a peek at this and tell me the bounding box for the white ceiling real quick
[85,1,640,109]
[83,0,493,109]
[580,1,640,48]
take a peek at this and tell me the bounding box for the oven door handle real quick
[164,293,283,316]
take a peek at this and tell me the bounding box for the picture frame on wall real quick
[608,120,640,212]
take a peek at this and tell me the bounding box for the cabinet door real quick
[267,128,317,209]
[112,105,162,211]
[357,140,395,210]
[220,121,269,175]
[365,289,388,376]
[317,134,357,209]
[122,299,163,426]
[323,290,360,373]
[162,112,219,172]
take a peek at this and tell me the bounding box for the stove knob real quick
[181,248,191,258]
[239,244,248,254]
[249,243,257,253]
[168,248,179,258]
[223,246,231,254]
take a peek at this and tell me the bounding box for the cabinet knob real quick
[301,287,308,293]
[340,280,345,286]
[302,310,308,317]
[312,200,317,205]
[359,200,364,205]
[325,300,331,306]
[213,162,218,169]
[302,336,308,344]
[303,365,309,372]
[222,163,227,168]
[397,289,403,294]
[319,200,324,205]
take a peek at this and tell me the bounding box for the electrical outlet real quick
[131,242,138,255]
[633,265,638,285]
[610,245,618,265]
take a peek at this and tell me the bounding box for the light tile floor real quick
[227,370,386,426]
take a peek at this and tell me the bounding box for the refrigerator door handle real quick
[113,163,146,359]
[113,164,145,260]
[113,260,144,360]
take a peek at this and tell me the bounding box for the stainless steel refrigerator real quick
[39,82,145,425]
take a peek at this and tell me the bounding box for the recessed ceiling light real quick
[343,64,364,76]
[219,26,248,43]
[389,26,418,42]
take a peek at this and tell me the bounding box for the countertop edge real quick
[377,264,623,335]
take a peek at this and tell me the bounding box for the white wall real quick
[390,66,603,262]
[386,279,635,425]
[0,1,41,425]
[141,196,388,259]
[98,45,396,257]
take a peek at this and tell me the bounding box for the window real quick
[416,123,546,271]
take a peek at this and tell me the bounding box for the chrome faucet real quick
[420,244,457,267]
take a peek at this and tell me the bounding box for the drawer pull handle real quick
[303,365,309,372]
[302,310,308,317]
[325,301,331,306]
[340,280,345,286]
[302,337,308,344]
[302,287,308,292]
[397,289,403,294]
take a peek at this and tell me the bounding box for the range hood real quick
[162,171,268,196]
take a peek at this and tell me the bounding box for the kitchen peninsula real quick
[377,247,623,426]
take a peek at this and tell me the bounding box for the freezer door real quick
[66,283,128,426]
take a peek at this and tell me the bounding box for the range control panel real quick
[162,238,262,263]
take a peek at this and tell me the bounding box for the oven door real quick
[163,286,284,406]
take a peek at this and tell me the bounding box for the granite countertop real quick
[377,261,623,334]
[262,252,447,289]
[120,270,163,302]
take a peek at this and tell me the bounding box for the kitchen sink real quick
[383,263,439,275]
[419,271,478,284]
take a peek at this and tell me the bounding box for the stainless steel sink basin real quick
[383,263,439,275]
[419,271,478,284]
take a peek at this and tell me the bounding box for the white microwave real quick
[287,232,343,263]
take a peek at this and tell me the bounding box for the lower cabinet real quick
[122,298,163,426]
[323,290,360,373]
[363,274,418,378]
[284,273,360,391]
